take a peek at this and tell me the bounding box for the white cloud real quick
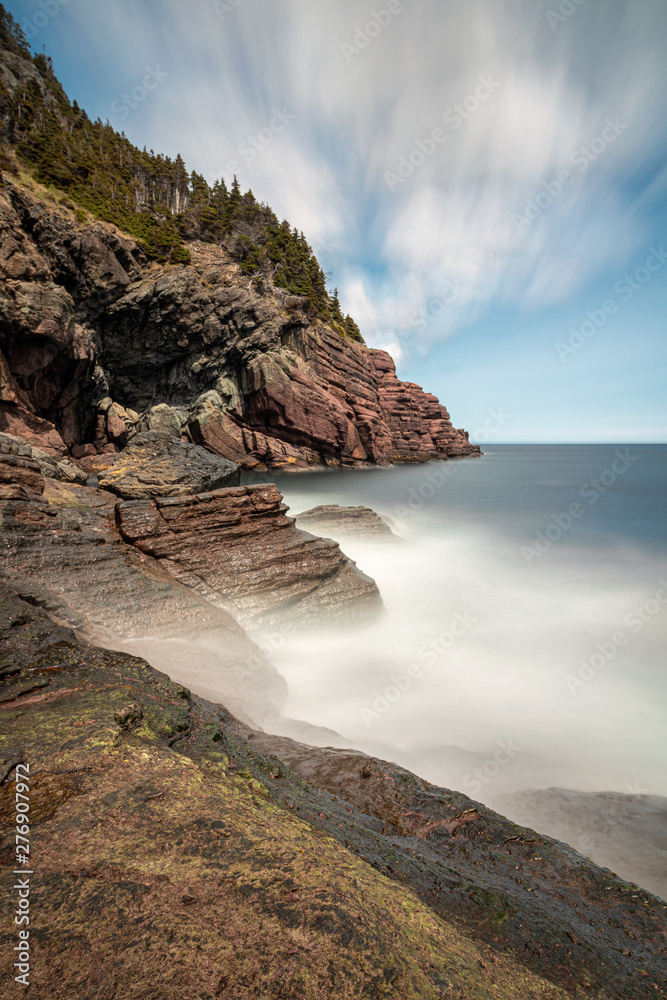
[63,0,667,353]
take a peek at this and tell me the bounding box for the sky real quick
[9,0,667,442]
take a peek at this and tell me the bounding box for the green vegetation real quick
[0,3,364,340]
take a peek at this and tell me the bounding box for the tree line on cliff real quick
[0,4,363,343]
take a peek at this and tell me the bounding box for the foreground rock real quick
[244,733,667,997]
[98,430,240,499]
[0,485,284,726]
[295,504,398,539]
[0,179,480,470]
[117,484,383,629]
[498,787,667,902]
[0,585,665,999]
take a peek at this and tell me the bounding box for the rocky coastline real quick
[1,26,665,999]
[1,579,666,998]
[0,179,480,474]
[1,424,666,997]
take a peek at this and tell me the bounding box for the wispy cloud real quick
[24,0,666,438]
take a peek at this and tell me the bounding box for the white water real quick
[263,510,667,804]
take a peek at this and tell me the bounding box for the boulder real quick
[30,445,88,484]
[75,452,119,477]
[98,431,241,500]
[296,504,398,538]
[143,402,188,437]
[0,430,86,484]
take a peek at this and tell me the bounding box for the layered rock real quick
[0,183,480,470]
[0,430,86,483]
[0,438,44,500]
[0,454,381,712]
[295,504,398,539]
[1,583,665,999]
[0,485,284,726]
[116,484,383,629]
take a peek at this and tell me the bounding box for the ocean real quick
[244,444,667,895]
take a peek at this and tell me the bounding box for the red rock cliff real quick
[0,183,479,471]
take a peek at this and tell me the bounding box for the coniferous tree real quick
[0,6,364,336]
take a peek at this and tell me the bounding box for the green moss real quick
[0,649,574,999]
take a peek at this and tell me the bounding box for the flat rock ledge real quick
[296,504,398,539]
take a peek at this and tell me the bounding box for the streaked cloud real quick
[11,0,667,439]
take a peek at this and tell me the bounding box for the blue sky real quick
[9,0,667,442]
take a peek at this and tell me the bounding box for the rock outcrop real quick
[295,504,398,539]
[0,430,85,486]
[1,583,665,999]
[116,484,383,629]
[0,458,382,652]
[97,430,240,500]
[0,182,480,471]
[0,483,284,726]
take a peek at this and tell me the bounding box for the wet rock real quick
[0,582,664,999]
[497,787,667,901]
[116,484,384,630]
[98,431,241,500]
[295,504,397,538]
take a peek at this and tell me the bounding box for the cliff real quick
[0,181,478,470]
[0,18,478,471]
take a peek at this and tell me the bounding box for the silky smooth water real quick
[244,445,667,810]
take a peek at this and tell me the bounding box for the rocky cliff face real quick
[0,180,479,471]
